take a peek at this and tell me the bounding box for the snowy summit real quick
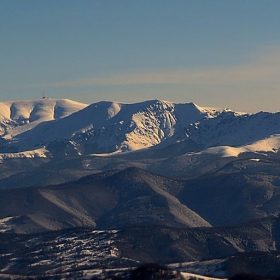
[0,98,280,159]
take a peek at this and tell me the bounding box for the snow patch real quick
[197,134,280,157]
[0,147,49,160]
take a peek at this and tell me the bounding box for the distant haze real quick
[1,1,280,113]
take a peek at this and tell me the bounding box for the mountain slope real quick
[1,215,280,277]
[2,162,280,233]
[1,98,280,159]
[116,215,280,263]
[0,99,230,154]
[0,98,88,153]
[179,158,280,226]
[0,98,87,123]
[0,167,210,233]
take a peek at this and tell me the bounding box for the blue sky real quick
[1,0,280,112]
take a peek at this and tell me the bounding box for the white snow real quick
[2,99,219,153]
[169,259,227,279]
[197,134,280,157]
[0,147,49,160]
[181,272,226,280]
[0,98,88,138]
[1,98,280,158]
[0,216,17,233]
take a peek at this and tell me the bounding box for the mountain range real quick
[1,164,280,233]
[1,98,280,159]
[1,98,280,229]
[1,98,280,279]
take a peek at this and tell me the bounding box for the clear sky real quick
[1,0,280,112]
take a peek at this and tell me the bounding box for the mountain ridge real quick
[1,164,280,233]
[0,167,211,233]
[1,98,280,279]
[0,98,280,160]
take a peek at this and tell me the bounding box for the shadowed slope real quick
[0,167,210,233]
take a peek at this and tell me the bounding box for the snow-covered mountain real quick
[0,98,87,122]
[0,98,87,134]
[0,98,87,158]
[1,98,280,159]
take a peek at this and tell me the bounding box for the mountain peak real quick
[0,98,88,124]
[1,98,280,158]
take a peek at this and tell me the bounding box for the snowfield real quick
[0,98,88,137]
[196,134,280,157]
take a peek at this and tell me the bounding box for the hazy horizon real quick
[1,1,280,113]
